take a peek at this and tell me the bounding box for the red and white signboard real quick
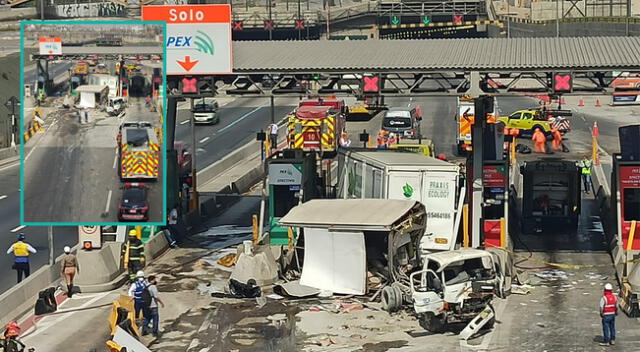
[39,37,62,55]
[142,5,232,75]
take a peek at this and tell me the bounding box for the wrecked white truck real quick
[278,199,427,299]
[279,199,508,336]
[410,248,506,333]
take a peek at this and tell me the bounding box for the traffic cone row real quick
[595,98,602,107]
[578,98,585,106]
[561,96,566,105]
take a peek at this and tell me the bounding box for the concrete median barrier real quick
[144,231,169,262]
[75,242,127,293]
[0,251,69,328]
[197,140,260,188]
[231,165,264,194]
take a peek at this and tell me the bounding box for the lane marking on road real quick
[24,117,58,162]
[218,103,269,133]
[105,189,112,214]
[199,136,210,144]
[180,119,190,125]
[112,152,118,169]
[0,195,7,200]
[23,291,111,340]
[0,159,19,172]
[10,225,26,233]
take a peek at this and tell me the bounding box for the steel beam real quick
[166,70,640,97]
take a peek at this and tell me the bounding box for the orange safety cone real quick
[595,98,602,107]
[561,96,566,105]
[578,98,584,107]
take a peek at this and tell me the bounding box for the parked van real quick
[381,106,421,138]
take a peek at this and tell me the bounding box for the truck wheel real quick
[419,312,445,333]
[531,124,544,134]
[381,286,401,313]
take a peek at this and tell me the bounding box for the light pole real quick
[556,0,560,38]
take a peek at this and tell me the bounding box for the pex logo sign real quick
[166,30,215,56]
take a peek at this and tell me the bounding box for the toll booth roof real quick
[342,150,459,171]
[296,105,331,119]
[279,199,423,231]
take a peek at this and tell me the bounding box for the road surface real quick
[23,94,163,223]
[0,158,74,295]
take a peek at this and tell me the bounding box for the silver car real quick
[192,101,219,124]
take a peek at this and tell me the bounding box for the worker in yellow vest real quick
[6,233,37,283]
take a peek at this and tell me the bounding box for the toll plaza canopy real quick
[232,37,640,72]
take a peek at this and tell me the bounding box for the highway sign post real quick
[142,5,232,75]
[4,96,19,148]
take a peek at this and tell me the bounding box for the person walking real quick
[551,128,563,152]
[77,109,82,124]
[267,122,278,150]
[165,206,178,247]
[6,233,36,284]
[84,109,89,123]
[127,270,148,322]
[531,128,546,153]
[60,246,79,298]
[578,157,593,194]
[599,283,618,346]
[141,275,165,337]
[124,230,145,281]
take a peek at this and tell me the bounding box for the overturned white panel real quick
[300,228,367,295]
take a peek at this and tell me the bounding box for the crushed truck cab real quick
[410,248,505,333]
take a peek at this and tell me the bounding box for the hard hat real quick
[17,233,25,241]
[129,229,138,237]
[64,246,71,254]
[604,283,613,291]
[136,270,145,278]
[4,321,19,338]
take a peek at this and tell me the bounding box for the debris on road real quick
[534,270,568,280]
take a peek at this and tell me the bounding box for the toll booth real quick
[482,160,509,248]
[610,154,640,257]
[267,150,320,245]
[520,160,581,234]
[465,122,510,248]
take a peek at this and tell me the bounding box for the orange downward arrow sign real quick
[177,56,199,72]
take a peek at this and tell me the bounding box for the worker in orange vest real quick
[551,128,564,152]
[531,128,546,153]
[377,130,388,149]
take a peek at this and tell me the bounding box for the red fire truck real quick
[286,98,346,158]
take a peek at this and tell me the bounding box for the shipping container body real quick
[521,160,581,234]
[337,149,461,252]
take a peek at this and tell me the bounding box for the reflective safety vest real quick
[603,293,617,315]
[128,240,145,262]
[12,242,30,263]
[581,161,592,175]
[133,280,147,303]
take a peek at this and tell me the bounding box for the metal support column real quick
[270,95,275,124]
[48,226,54,265]
[190,98,199,212]
[471,96,490,248]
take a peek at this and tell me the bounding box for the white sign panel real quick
[113,327,152,352]
[39,37,62,55]
[268,164,303,185]
[142,5,232,75]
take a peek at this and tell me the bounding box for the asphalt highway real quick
[0,159,73,295]
[174,97,300,169]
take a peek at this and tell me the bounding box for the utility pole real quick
[190,98,199,212]
[556,0,560,38]
[470,96,492,248]
[270,95,275,124]
[40,0,45,20]
[48,226,54,265]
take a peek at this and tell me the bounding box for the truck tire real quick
[419,312,445,333]
[381,286,402,313]
[531,124,545,133]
